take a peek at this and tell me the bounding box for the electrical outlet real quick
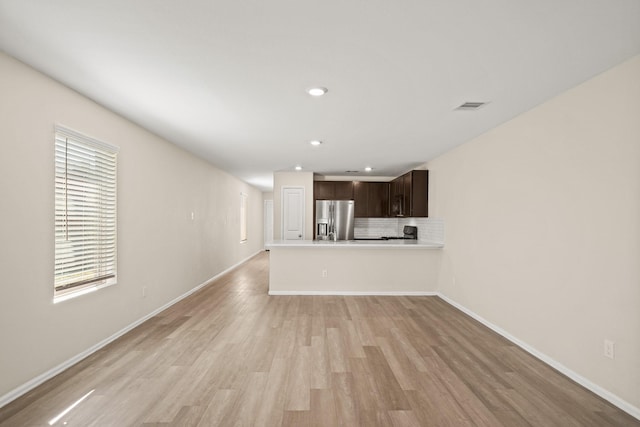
[321,269,328,278]
[142,286,147,298]
[604,339,615,359]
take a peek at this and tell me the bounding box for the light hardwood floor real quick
[1,251,638,426]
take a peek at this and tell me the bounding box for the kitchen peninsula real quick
[269,170,443,295]
[266,239,443,295]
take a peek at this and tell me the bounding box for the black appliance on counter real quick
[402,225,418,239]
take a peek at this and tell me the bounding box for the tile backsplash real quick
[354,217,444,243]
[353,218,398,239]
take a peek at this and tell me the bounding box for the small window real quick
[240,192,248,242]
[54,125,118,301]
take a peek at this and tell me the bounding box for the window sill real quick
[53,280,116,304]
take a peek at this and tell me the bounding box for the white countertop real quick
[266,239,444,249]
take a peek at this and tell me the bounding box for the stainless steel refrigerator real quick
[315,200,355,241]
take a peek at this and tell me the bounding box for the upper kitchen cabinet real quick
[390,170,428,217]
[314,181,354,200]
[391,178,403,216]
[353,182,390,218]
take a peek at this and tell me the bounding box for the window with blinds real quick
[240,193,248,242]
[54,125,118,301]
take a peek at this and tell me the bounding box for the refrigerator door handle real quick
[329,202,335,240]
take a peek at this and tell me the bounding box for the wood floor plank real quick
[376,336,419,391]
[311,313,327,338]
[244,328,279,373]
[388,410,422,427]
[362,345,411,410]
[274,319,297,359]
[173,344,236,408]
[168,405,206,427]
[310,388,338,427]
[420,353,503,427]
[310,335,331,390]
[295,313,312,347]
[170,328,219,367]
[253,356,290,427]
[1,252,638,427]
[327,327,349,373]
[330,372,359,426]
[405,388,474,427]
[434,342,531,426]
[196,389,238,427]
[282,410,311,427]
[142,351,220,423]
[342,319,367,358]
[284,345,311,410]
[218,371,268,427]
[352,317,378,346]
[348,357,385,413]
[388,326,429,373]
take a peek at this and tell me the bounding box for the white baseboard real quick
[0,250,262,410]
[436,293,640,421]
[268,290,438,296]
[269,290,438,297]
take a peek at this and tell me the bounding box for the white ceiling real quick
[1,1,639,191]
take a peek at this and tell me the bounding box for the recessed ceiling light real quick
[364,167,373,172]
[295,165,302,171]
[309,140,322,146]
[307,87,328,97]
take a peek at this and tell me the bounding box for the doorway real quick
[281,187,305,240]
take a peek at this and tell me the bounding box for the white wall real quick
[273,171,314,240]
[428,55,640,410]
[0,52,264,401]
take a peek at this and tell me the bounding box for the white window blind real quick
[54,126,118,299]
[240,193,248,242]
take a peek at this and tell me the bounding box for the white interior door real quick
[264,199,274,247]
[282,187,305,240]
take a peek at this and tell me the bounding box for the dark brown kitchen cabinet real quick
[315,172,426,217]
[353,182,368,217]
[314,181,354,200]
[353,182,390,218]
[314,181,332,200]
[368,182,390,217]
[334,181,354,200]
[390,176,404,216]
[390,170,428,217]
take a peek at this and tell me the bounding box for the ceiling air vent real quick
[455,101,488,110]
